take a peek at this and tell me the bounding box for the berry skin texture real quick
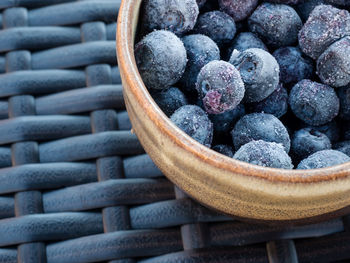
[289,79,339,126]
[298,5,350,60]
[248,3,302,47]
[229,32,268,54]
[212,144,235,157]
[247,84,288,118]
[209,104,245,134]
[150,87,188,117]
[170,105,213,147]
[295,0,326,22]
[266,0,302,3]
[317,37,350,88]
[180,34,220,93]
[326,0,350,7]
[196,60,245,114]
[218,0,258,22]
[334,141,350,157]
[135,30,187,90]
[194,11,236,45]
[231,113,291,152]
[233,140,293,169]
[273,47,313,85]
[303,120,340,143]
[297,149,350,169]
[230,48,280,103]
[291,128,332,162]
[196,0,207,8]
[142,0,199,35]
[338,85,350,120]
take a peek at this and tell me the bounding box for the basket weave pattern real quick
[0,1,349,262]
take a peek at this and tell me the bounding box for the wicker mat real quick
[0,1,349,262]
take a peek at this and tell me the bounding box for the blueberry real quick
[303,120,340,143]
[317,37,350,88]
[248,3,302,47]
[338,85,350,120]
[196,0,207,8]
[297,149,350,169]
[326,0,350,7]
[170,105,213,147]
[246,84,288,118]
[273,47,313,85]
[212,144,235,157]
[334,141,350,156]
[233,140,293,169]
[194,11,236,45]
[231,113,291,152]
[289,79,339,126]
[196,60,245,114]
[230,48,280,103]
[150,87,188,117]
[228,32,268,56]
[142,0,199,35]
[135,30,187,89]
[298,5,350,60]
[342,122,350,141]
[295,0,326,22]
[209,104,245,134]
[218,0,258,22]
[291,128,332,162]
[180,34,220,93]
[266,0,302,3]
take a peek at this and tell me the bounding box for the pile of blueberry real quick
[135,0,350,170]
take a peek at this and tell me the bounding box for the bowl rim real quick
[116,0,350,184]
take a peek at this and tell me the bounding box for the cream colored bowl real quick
[117,0,350,224]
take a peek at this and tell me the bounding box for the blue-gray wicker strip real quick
[43,178,175,212]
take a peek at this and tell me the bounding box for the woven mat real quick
[0,1,349,262]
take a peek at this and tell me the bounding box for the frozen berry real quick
[297,149,350,169]
[295,0,326,22]
[317,37,350,88]
[291,128,332,162]
[135,30,187,89]
[338,85,350,120]
[343,122,350,141]
[298,5,350,60]
[194,11,236,45]
[247,84,288,118]
[170,105,213,147]
[231,113,291,152]
[196,60,245,114]
[180,34,220,93]
[150,87,188,117]
[230,48,280,103]
[218,0,258,22]
[334,141,350,157]
[209,104,245,134]
[273,46,313,85]
[234,140,293,169]
[326,0,350,7]
[303,120,340,143]
[266,0,302,3]
[212,144,235,157]
[248,3,302,47]
[289,80,339,126]
[196,0,207,8]
[228,32,268,58]
[142,0,199,35]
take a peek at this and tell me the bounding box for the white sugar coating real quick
[234,140,293,169]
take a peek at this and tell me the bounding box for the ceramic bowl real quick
[116,0,350,224]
